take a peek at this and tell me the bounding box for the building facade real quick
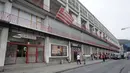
[0,0,120,71]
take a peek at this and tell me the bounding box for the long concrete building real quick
[0,0,120,71]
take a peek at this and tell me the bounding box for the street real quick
[61,60,130,73]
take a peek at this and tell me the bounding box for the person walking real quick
[102,53,105,62]
[82,54,86,65]
[77,54,81,64]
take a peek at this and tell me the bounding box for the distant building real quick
[119,39,130,52]
[0,0,120,71]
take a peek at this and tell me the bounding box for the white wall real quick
[0,28,9,67]
[44,37,50,63]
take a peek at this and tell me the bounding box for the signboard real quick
[51,44,67,56]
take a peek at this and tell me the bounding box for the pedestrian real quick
[102,53,105,62]
[77,54,81,64]
[91,54,94,60]
[82,54,86,65]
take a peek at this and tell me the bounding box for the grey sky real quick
[80,0,130,40]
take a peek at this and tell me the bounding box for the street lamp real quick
[121,27,130,58]
[121,27,130,30]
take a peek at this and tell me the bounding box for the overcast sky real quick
[79,0,130,40]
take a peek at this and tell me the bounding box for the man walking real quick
[77,54,81,64]
[102,53,105,62]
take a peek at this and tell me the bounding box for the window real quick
[68,0,73,5]
[27,0,44,8]
[81,18,87,30]
[100,32,102,37]
[95,28,98,35]
[89,24,94,33]
[75,2,79,11]
[51,44,67,56]
[83,45,90,55]
[69,0,79,12]
[80,6,83,14]
[88,14,93,22]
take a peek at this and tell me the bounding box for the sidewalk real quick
[2,60,104,73]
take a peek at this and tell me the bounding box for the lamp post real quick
[121,27,130,30]
[121,27,130,59]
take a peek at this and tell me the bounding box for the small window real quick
[51,44,67,56]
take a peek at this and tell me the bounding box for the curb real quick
[55,60,104,73]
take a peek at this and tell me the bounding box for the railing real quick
[0,11,119,51]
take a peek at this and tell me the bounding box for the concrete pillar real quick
[77,3,81,27]
[77,13,81,26]
[0,28,9,71]
[44,16,49,26]
[65,0,69,11]
[97,48,99,53]
[44,37,50,63]
[90,47,93,54]
[44,0,50,12]
[3,1,12,21]
[4,1,12,13]
[87,21,90,30]
[77,3,81,25]
[81,44,84,54]
[68,41,71,61]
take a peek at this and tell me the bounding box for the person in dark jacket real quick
[102,53,105,62]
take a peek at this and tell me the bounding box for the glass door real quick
[5,44,17,65]
[37,47,44,63]
[27,46,36,63]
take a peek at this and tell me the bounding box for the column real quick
[77,4,81,26]
[4,1,12,13]
[44,0,50,12]
[43,16,49,26]
[65,0,69,11]
[90,47,93,55]
[3,0,12,21]
[81,44,84,54]
[44,37,50,63]
[87,21,90,30]
[77,14,81,25]
[68,41,71,61]
[97,48,99,54]
[0,28,9,71]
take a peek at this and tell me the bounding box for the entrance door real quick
[27,46,44,63]
[74,52,77,61]
[37,47,44,63]
[16,45,27,64]
[5,42,44,64]
[27,46,36,63]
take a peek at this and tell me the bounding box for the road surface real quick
[61,60,130,73]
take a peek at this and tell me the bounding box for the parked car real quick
[111,53,121,60]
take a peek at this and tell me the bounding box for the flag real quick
[56,7,74,25]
